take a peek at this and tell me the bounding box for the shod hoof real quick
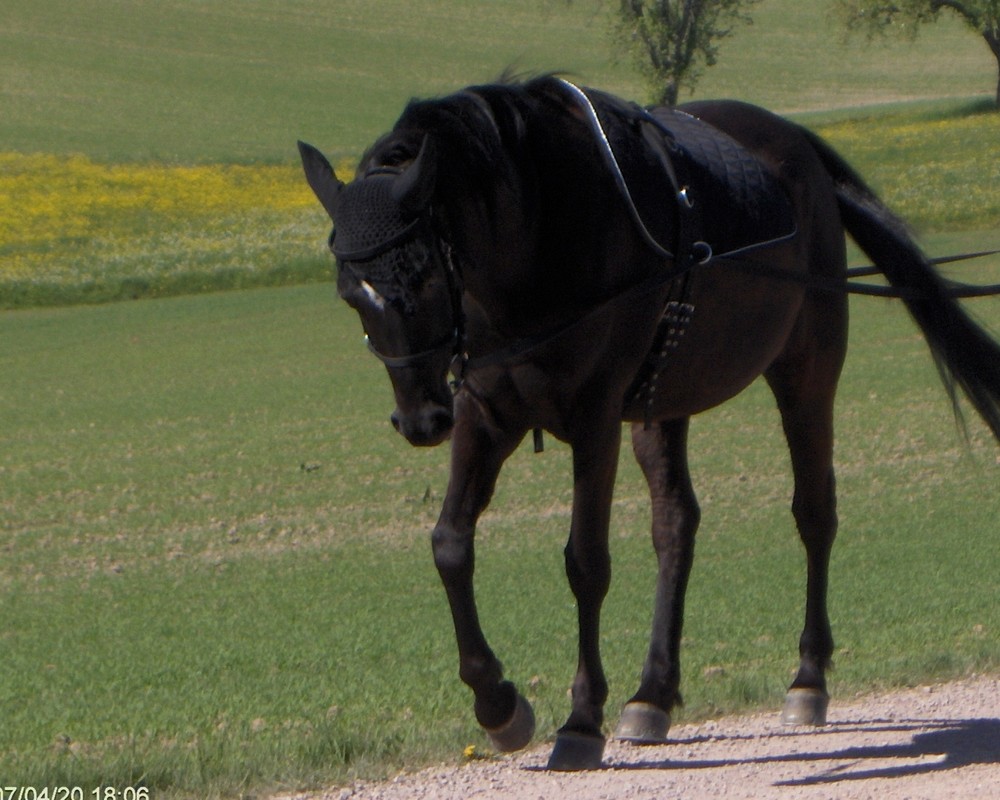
[484,692,536,753]
[781,687,829,726]
[614,701,671,744]
[547,731,606,771]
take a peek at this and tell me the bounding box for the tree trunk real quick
[661,80,679,106]
[993,50,1000,107]
[985,29,1000,108]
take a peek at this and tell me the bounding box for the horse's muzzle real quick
[391,404,453,447]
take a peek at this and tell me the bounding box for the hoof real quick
[614,702,671,744]
[781,688,829,726]
[547,731,606,771]
[484,692,536,753]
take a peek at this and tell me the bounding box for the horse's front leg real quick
[432,391,534,751]
[548,415,622,770]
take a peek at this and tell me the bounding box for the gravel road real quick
[284,675,999,800]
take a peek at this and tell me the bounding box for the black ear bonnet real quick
[330,170,421,263]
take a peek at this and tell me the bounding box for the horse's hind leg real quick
[615,417,700,744]
[766,338,844,726]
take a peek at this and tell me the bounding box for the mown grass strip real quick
[2,0,992,162]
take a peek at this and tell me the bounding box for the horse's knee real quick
[650,491,700,553]
[563,542,611,598]
[791,471,837,543]
[432,524,473,579]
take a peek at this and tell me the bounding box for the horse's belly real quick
[623,272,804,421]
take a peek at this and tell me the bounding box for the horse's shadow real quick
[611,717,1000,786]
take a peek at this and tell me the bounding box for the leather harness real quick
[332,81,1000,443]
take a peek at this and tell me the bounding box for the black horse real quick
[299,77,1000,770]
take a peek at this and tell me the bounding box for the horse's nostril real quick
[391,405,454,447]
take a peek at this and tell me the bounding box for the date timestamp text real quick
[1,789,149,800]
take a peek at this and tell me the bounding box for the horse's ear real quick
[391,136,436,217]
[298,140,344,220]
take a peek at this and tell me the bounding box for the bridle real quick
[332,210,468,375]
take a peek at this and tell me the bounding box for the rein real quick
[716,253,1000,299]
[846,250,1000,298]
[454,259,698,378]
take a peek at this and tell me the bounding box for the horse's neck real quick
[446,98,653,330]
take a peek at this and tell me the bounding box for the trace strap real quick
[720,252,1000,299]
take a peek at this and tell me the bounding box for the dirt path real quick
[287,675,1000,800]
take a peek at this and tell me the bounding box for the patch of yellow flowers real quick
[0,152,355,303]
[814,113,1000,231]
[2,109,997,306]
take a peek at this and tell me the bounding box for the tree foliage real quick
[832,0,1000,106]
[614,0,761,106]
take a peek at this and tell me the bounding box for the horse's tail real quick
[802,126,1000,443]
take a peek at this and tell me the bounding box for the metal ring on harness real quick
[692,241,713,265]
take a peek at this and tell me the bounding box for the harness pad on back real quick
[643,106,796,260]
[573,85,800,425]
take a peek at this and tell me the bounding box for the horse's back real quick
[677,99,818,168]
[623,99,849,422]
[644,104,796,262]
[678,100,843,228]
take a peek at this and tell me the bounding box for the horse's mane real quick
[343,78,565,310]
[362,76,569,195]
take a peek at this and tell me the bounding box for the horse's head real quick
[299,137,459,447]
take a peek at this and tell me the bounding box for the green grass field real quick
[2,273,998,796]
[2,0,995,161]
[2,0,1000,797]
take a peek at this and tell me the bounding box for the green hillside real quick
[1,0,995,162]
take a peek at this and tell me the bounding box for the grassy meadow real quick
[2,268,998,796]
[2,0,1000,797]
